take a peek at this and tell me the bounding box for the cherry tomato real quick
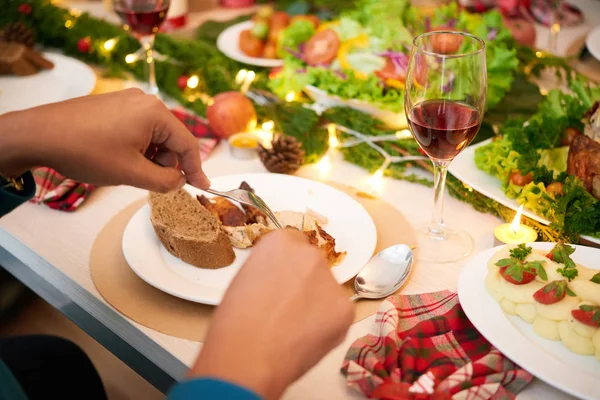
[546,182,564,197]
[263,42,277,59]
[509,170,533,186]
[304,29,340,66]
[500,266,536,285]
[430,26,464,55]
[375,58,407,83]
[239,29,265,58]
[560,127,582,146]
[269,11,290,29]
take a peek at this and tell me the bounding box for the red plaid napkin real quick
[341,291,533,400]
[30,108,218,212]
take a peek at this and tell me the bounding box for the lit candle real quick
[494,205,538,246]
[228,132,259,160]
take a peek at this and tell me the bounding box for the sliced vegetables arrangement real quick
[475,80,600,240]
[268,0,519,113]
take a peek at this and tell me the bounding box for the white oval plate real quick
[458,242,600,400]
[122,173,377,305]
[0,52,96,114]
[217,21,283,68]
[586,25,600,62]
[449,139,600,245]
[303,85,408,129]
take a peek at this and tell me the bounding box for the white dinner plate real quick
[585,25,600,62]
[0,52,96,114]
[458,242,600,400]
[217,21,283,68]
[449,139,600,245]
[122,173,377,305]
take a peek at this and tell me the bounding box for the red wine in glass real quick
[115,4,169,36]
[407,99,481,161]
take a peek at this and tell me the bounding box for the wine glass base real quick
[413,225,474,264]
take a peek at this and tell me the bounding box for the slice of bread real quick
[148,189,235,269]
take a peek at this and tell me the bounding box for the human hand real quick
[0,89,210,192]
[189,229,355,400]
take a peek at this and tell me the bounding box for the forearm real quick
[0,110,39,177]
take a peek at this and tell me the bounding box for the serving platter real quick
[450,139,600,245]
[458,243,600,400]
[217,21,284,68]
[122,173,377,305]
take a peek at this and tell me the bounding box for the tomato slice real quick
[304,29,340,66]
[375,58,407,83]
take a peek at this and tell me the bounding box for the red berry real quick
[499,266,536,285]
[17,3,32,15]
[177,75,189,90]
[77,37,91,53]
[533,281,568,305]
[571,306,600,328]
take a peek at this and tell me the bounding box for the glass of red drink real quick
[405,31,486,263]
[114,0,170,96]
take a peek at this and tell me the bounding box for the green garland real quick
[1,0,574,241]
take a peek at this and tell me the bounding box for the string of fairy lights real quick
[82,21,428,187]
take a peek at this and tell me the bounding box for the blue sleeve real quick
[167,378,262,400]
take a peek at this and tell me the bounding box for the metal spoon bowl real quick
[349,244,413,302]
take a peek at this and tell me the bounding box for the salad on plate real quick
[269,0,519,118]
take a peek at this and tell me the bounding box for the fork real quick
[204,188,283,229]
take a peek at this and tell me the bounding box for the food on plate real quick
[269,1,520,114]
[474,80,600,240]
[238,6,321,60]
[148,189,236,269]
[304,29,340,66]
[239,29,265,58]
[567,134,600,199]
[429,26,464,54]
[200,181,346,266]
[0,41,54,76]
[485,243,600,361]
[148,182,346,269]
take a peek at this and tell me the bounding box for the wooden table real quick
[1,2,599,399]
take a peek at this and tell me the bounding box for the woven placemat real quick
[90,183,417,341]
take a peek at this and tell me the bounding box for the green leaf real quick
[580,304,595,312]
[565,286,576,297]
[509,244,532,261]
[591,273,600,284]
[527,261,547,281]
[496,258,517,268]
[506,264,523,282]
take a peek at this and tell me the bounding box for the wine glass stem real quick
[141,35,158,96]
[429,160,449,238]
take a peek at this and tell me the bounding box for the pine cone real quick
[1,22,36,48]
[259,135,305,174]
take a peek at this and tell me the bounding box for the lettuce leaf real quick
[277,20,315,59]
[474,138,520,186]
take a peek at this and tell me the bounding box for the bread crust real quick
[148,190,235,269]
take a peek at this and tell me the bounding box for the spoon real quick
[349,244,414,302]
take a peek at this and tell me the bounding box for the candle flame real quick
[510,205,524,235]
[328,124,339,148]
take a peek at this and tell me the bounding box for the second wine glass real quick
[114,0,170,96]
[404,31,487,263]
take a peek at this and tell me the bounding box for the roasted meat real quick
[197,195,246,227]
[567,134,600,199]
[239,181,268,225]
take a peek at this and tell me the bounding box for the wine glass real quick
[114,0,170,96]
[404,31,487,263]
